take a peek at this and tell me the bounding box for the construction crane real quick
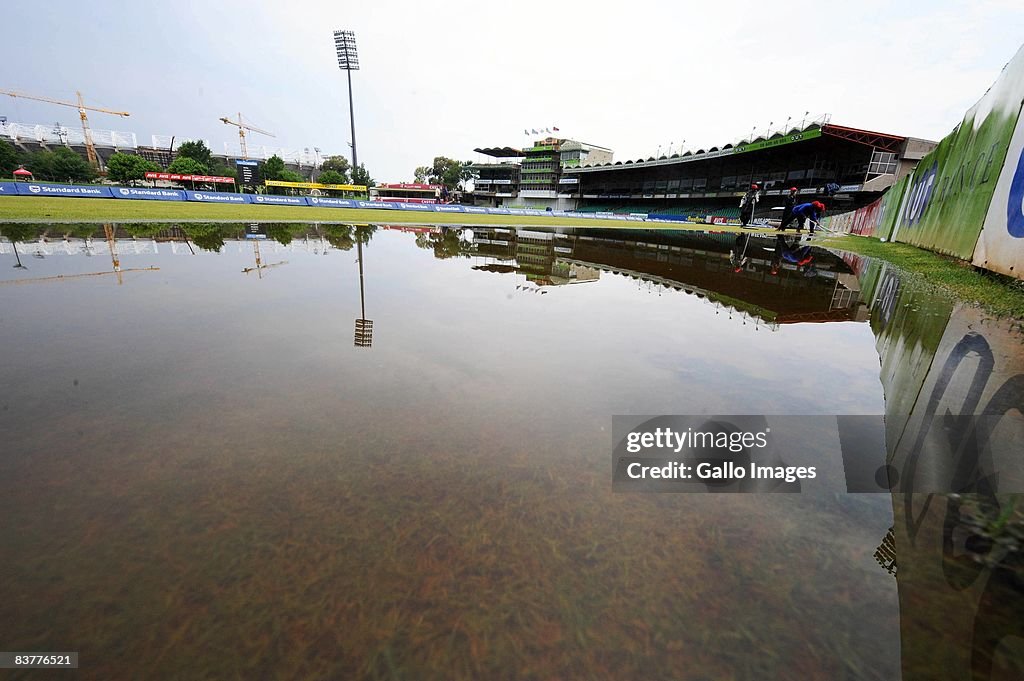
[219,113,275,160]
[0,89,130,168]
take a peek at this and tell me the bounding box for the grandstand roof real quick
[566,122,926,174]
[820,124,907,152]
[474,146,526,158]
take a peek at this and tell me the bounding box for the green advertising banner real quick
[895,48,1024,258]
[875,175,909,241]
[864,260,954,454]
[733,128,822,154]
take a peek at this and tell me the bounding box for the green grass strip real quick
[819,234,1024,321]
[0,196,770,232]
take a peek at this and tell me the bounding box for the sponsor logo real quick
[310,197,319,204]
[1007,147,1024,238]
[29,185,41,194]
[195,193,205,200]
[119,188,130,196]
[255,196,264,202]
[903,161,938,228]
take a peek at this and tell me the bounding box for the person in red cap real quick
[778,200,825,233]
[739,183,761,227]
[780,186,799,226]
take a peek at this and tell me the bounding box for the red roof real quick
[821,125,907,152]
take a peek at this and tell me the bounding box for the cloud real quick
[2,0,1022,181]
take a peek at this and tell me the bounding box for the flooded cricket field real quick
[1,222,1022,680]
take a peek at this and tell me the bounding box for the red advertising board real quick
[378,183,441,190]
[376,197,438,204]
[850,198,883,236]
[145,172,235,184]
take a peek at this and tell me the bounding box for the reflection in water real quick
[241,225,289,279]
[0,222,1021,679]
[354,238,373,347]
[842,251,1024,680]
[458,226,866,329]
[0,222,160,285]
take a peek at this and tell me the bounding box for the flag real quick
[552,126,559,131]
[524,129,529,135]
[531,129,538,134]
[544,128,551,133]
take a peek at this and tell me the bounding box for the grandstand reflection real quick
[1,223,866,327]
[461,227,867,329]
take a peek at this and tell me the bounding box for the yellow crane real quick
[0,89,130,168]
[219,113,275,160]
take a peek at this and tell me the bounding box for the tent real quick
[13,167,33,182]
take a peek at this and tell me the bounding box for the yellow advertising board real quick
[264,180,368,191]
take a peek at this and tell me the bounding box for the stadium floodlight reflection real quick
[353,239,373,348]
[333,29,359,173]
[354,318,373,347]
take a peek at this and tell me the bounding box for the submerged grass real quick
[820,234,1024,321]
[0,422,898,680]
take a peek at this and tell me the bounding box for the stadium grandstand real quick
[0,119,330,174]
[471,137,614,210]
[467,117,936,220]
[470,146,524,207]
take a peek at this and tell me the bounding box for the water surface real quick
[0,223,1020,680]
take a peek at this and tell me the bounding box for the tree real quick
[352,163,375,188]
[67,223,101,238]
[262,155,286,181]
[51,148,95,183]
[183,223,225,252]
[354,225,376,244]
[266,223,294,246]
[0,222,38,243]
[414,166,431,183]
[106,153,159,186]
[324,224,355,250]
[209,164,238,181]
[459,160,479,189]
[208,164,238,190]
[279,169,303,183]
[175,140,212,167]
[421,157,476,189]
[167,156,208,175]
[429,228,469,259]
[25,151,56,181]
[320,155,350,182]
[122,223,165,238]
[317,169,347,185]
[0,139,18,177]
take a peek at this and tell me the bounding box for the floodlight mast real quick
[334,30,359,174]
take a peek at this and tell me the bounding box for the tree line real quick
[0,138,374,191]
[413,157,478,189]
[0,221,377,253]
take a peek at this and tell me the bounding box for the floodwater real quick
[0,222,1021,680]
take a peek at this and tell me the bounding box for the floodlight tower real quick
[333,29,359,173]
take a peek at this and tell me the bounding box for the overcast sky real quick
[2,1,1022,181]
